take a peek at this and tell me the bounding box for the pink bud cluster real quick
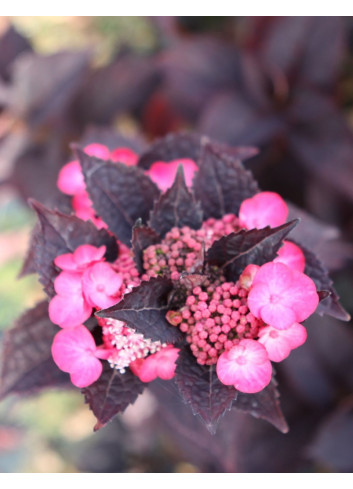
[99,317,165,373]
[167,280,263,366]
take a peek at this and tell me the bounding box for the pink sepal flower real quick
[72,192,108,229]
[216,339,272,394]
[54,244,106,272]
[274,240,306,273]
[130,345,180,382]
[51,325,108,388]
[258,322,307,362]
[110,147,138,166]
[147,159,198,192]
[57,160,85,196]
[49,271,92,328]
[239,192,288,230]
[84,143,111,160]
[82,262,123,309]
[248,262,319,330]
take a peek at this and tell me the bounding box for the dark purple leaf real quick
[0,25,32,81]
[82,363,145,430]
[131,220,161,275]
[308,399,353,472]
[160,38,242,120]
[200,91,282,147]
[7,50,91,127]
[193,141,259,219]
[206,220,298,281]
[300,244,350,321]
[174,346,237,434]
[21,200,118,297]
[97,277,182,344]
[74,52,161,125]
[77,149,160,246]
[0,301,69,400]
[233,377,288,433]
[138,131,258,169]
[149,165,203,237]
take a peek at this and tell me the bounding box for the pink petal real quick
[54,271,83,296]
[258,323,307,362]
[216,339,272,393]
[84,143,110,160]
[274,241,306,272]
[51,326,103,388]
[260,302,297,330]
[239,192,288,229]
[147,159,198,192]
[282,269,319,323]
[110,147,138,166]
[252,261,294,293]
[54,253,77,271]
[130,346,180,382]
[130,357,158,383]
[82,262,122,309]
[49,294,92,328]
[73,244,106,268]
[57,160,85,195]
[72,191,95,221]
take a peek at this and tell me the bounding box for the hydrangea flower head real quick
[4,133,348,434]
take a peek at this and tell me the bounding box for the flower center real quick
[236,355,247,365]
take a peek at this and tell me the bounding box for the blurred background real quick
[1,16,353,473]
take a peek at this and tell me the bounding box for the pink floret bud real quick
[130,345,180,382]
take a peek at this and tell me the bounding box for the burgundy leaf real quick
[174,346,237,434]
[137,132,202,169]
[193,141,259,219]
[138,131,258,169]
[0,301,69,400]
[131,220,161,275]
[300,244,350,321]
[21,200,118,297]
[97,277,182,344]
[8,50,91,127]
[206,220,298,281]
[82,363,144,431]
[77,149,160,246]
[308,398,353,472]
[233,377,288,433]
[0,25,32,81]
[149,165,203,237]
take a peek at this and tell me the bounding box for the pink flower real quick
[216,339,272,394]
[54,244,106,272]
[274,240,306,273]
[49,272,92,328]
[72,191,108,229]
[82,262,123,309]
[110,147,138,166]
[130,345,180,382]
[258,322,307,362]
[147,159,198,191]
[51,325,110,388]
[239,192,288,229]
[247,262,319,330]
[57,144,110,195]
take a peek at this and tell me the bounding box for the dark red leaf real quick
[97,277,182,344]
[131,220,161,275]
[300,244,350,321]
[0,301,69,400]
[174,346,237,434]
[206,220,298,281]
[149,166,203,237]
[193,141,259,219]
[21,200,118,297]
[82,363,145,430]
[77,149,160,246]
[233,377,289,433]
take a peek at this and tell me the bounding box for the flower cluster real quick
[4,134,345,432]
